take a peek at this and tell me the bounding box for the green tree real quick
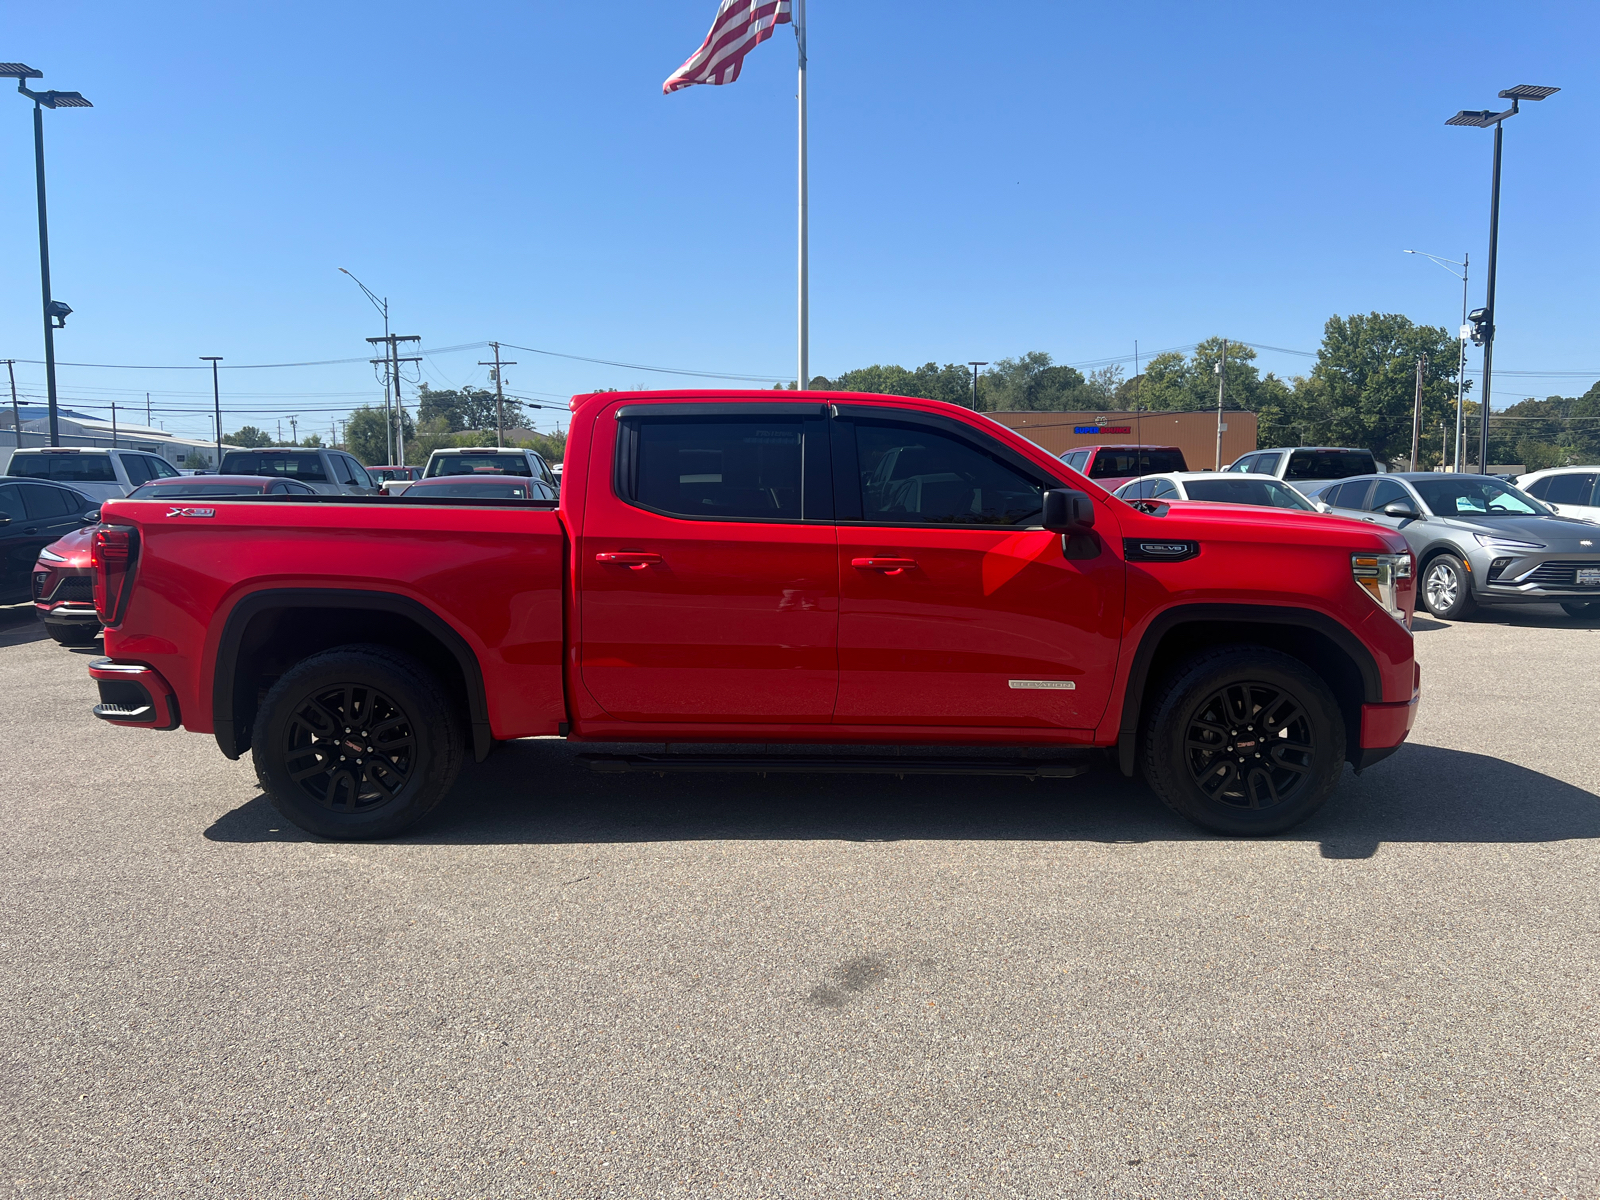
[182,451,210,469]
[812,361,976,407]
[982,352,1100,411]
[1284,313,1462,465]
[416,384,527,433]
[1486,382,1600,469]
[222,425,273,448]
[346,404,415,466]
[301,432,323,447]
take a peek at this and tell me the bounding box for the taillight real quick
[91,525,139,625]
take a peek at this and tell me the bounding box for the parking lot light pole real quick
[1446,84,1559,474]
[1404,250,1469,471]
[2,64,92,448]
[201,358,223,471]
[967,362,987,410]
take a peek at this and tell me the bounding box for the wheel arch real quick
[212,588,491,763]
[1116,604,1380,777]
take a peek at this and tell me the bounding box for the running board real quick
[577,753,1092,779]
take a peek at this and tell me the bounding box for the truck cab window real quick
[850,421,1043,527]
[625,416,816,521]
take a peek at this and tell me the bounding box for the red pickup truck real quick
[85,391,1419,839]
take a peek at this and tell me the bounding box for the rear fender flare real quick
[212,587,492,763]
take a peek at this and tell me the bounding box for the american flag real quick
[663,0,792,94]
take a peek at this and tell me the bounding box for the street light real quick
[201,358,223,471]
[1,64,93,448]
[339,268,395,465]
[1404,250,1469,472]
[967,362,987,410]
[1446,83,1559,473]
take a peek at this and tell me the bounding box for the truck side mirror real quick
[1383,500,1420,520]
[1042,488,1095,533]
[81,509,101,525]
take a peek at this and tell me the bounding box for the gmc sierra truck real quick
[84,391,1420,839]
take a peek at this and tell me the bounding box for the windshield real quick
[1182,478,1316,511]
[220,452,327,482]
[128,482,265,498]
[8,453,118,483]
[1412,476,1548,518]
[425,453,533,478]
[1089,449,1186,479]
[1284,450,1375,481]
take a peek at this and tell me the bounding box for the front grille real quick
[54,576,93,602]
[32,572,49,600]
[1520,560,1600,587]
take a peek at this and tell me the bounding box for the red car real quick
[33,475,317,646]
[1059,445,1188,491]
[85,391,1419,840]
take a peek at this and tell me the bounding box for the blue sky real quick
[1,1,1594,443]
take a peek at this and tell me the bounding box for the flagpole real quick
[796,0,808,390]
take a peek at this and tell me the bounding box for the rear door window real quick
[220,452,329,482]
[848,420,1044,526]
[1542,472,1597,505]
[1062,450,1090,473]
[119,454,154,486]
[1285,450,1377,481]
[147,456,181,479]
[1228,454,1258,474]
[8,453,118,483]
[1324,480,1371,509]
[1252,452,1284,475]
[621,416,824,521]
[20,482,73,519]
[1150,478,1179,499]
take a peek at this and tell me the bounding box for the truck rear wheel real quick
[1141,647,1345,836]
[251,645,464,839]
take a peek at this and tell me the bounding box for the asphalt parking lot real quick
[3,603,1598,1199]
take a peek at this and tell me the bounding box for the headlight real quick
[1352,552,1413,624]
[37,547,66,563]
[1474,534,1545,552]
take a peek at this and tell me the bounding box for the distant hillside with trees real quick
[809,311,1597,469]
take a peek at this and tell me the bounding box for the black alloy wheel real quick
[252,645,464,839]
[1561,601,1600,618]
[1182,680,1316,811]
[47,625,101,647]
[282,682,415,814]
[1141,647,1347,836]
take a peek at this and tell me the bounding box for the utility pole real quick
[4,360,19,450]
[479,342,518,445]
[1440,421,1447,470]
[146,391,151,426]
[1410,355,1427,472]
[369,334,421,464]
[288,415,298,445]
[277,419,283,445]
[967,362,987,411]
[201,356,223,472]
[1134,341,1140,411]
[1214,340,1227,470]
[111,399,117,449]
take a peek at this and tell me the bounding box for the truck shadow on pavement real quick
[0,603,49,648]
[206,740,1600,860]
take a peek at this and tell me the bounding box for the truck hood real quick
[1155,500,1409,552]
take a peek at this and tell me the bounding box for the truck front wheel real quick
[251,645,465,839]
[1141,647,1346,836]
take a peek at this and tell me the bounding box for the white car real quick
[1113,471,1321,512]
[6,447,185,503]
[1515,467,1600,523]
[421,446,559,492]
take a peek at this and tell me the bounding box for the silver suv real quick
[7,447,184,503]
[1307,472,1600,620]
[218,448,379,496]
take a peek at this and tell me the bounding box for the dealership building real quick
[988,409,1258,472]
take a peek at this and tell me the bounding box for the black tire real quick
[1561,601,1600,618]
[251,644,464,839]
[1420,553,1476,620]
[1141,647,1347,836]
[47,624,101,647]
